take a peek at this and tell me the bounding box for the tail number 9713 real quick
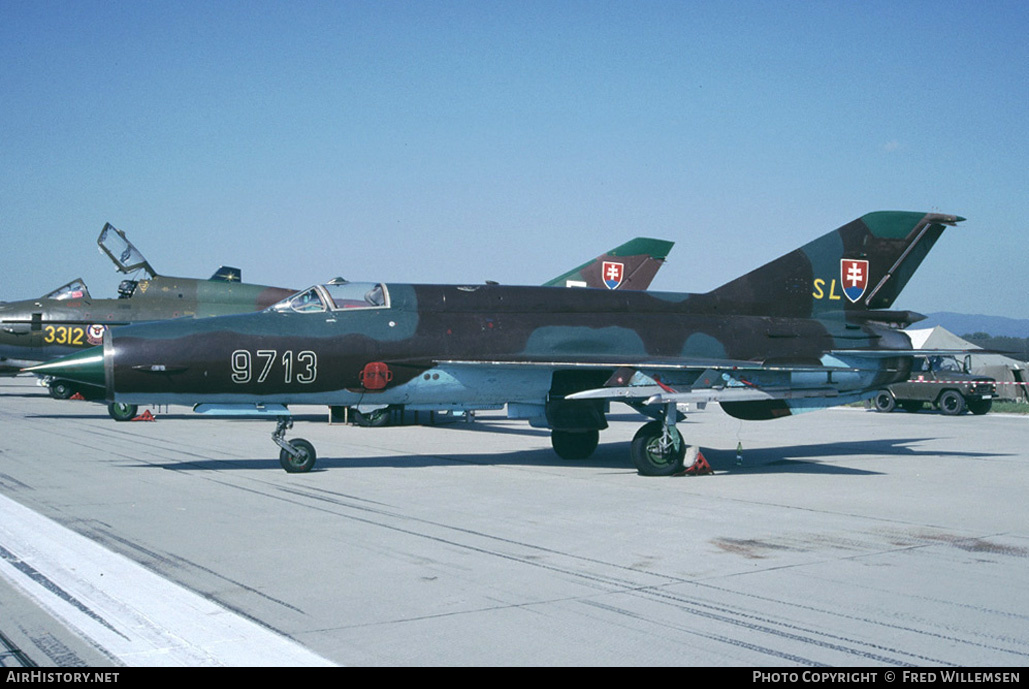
[231,349,317,384]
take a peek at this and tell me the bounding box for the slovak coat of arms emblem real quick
[840,259,869,303]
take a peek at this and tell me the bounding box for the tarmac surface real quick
[0,375,1027,667]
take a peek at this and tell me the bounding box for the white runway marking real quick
[0,493,336,667]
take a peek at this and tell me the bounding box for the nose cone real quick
[23,345,105,389]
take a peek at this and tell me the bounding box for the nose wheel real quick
[272,416,317,473]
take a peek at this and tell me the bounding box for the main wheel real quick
[279,438,316,473]
[551,429,599,460]
[966,398,992,415]
[49,381,75,399]
[938,390,966,416]
[873,390,896,413]
[108,403,138,421]
[630,421,686,476]
[352,407,391,427]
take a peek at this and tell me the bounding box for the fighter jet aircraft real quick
[30,211,963,475]
[0,224,298,411]
[6,229,672,421]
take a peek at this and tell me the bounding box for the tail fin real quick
[544,237,674,290]
[706,211,963,318]
[209,266,242,282]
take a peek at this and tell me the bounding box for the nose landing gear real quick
[273,416,317,473]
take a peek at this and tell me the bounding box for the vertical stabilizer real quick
[706,212,963,317]
[545,237,674,290]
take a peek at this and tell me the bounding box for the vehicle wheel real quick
[938,390,966,416]
[873,390,896,413]
[108,403,138,421]
[353,407,391,427]
[900,401,923,413]
[630,421,686,476]
[966,398,992,415]
[49,381,75,399]
[551,429,599,460]
[279,438,316,473]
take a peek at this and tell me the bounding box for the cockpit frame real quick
[270,280,390,314]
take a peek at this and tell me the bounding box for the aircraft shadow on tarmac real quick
[131,434,1006,475]
[21,407,1006,474]
[695,439,1006,475]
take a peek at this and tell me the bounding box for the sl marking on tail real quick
[811,279,841,301]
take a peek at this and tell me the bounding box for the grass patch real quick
[991,400,1029,414]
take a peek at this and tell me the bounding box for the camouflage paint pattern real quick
[36,212,961,420]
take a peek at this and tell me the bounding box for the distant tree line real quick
[961,332,1029,363]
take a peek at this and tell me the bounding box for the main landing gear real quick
[273,416,317,473]
[630,404,686,476]
[549,402,687,476]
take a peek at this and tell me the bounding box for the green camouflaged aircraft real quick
[31,211,963,475]
[0,224,297,409]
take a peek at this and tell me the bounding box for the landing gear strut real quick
[630,404,686,476]
[273,416,316,473]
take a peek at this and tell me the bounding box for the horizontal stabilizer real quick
[832,348,987,359]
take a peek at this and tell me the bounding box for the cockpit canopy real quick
[45,279,91,301]
[270,279,389,314]
[98,223,156,277]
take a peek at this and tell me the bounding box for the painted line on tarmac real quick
[0,493,336,667]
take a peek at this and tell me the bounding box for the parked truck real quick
[873,355,996,415]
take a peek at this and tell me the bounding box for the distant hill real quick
[919,312,1029,338]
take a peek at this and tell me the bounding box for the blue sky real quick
[3,1,1027,317]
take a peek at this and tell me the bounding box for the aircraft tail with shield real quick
[544,237,674,290]
[705,211,964,322]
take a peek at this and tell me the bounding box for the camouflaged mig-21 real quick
[31,211,965,475]
[6,228,674,421]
